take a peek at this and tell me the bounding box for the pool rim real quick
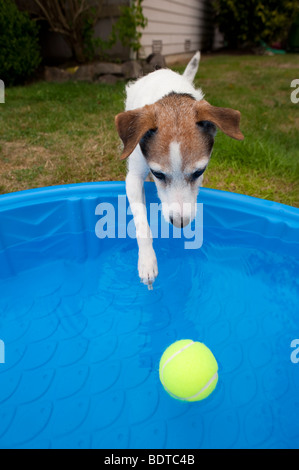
[0,182,298,227]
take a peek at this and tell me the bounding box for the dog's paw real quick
[138,248,158,289]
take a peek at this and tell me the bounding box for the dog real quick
[115,52,244,288]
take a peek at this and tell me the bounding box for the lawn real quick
[0,54,298,206]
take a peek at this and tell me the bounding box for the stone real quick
[143,53,166,75]
[122,60,143,80]
[96,74,119,85]
[94,62,123,77]
[72,64,95,82]
[44,66,71,83]
[44,60,145,84]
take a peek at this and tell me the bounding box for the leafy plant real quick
[112,0,148,58]
[81,0,148,61]
[81,9,114,61]
[212,0,299,48]
[0,0,41,86]
[23,0,148,62]
[28,0,105,63]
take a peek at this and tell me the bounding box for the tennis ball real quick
[159,339,218,402]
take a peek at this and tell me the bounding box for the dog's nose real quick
[180,218,189,228]
[169,215,189,228]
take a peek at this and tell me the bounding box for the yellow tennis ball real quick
[159,339,218,402]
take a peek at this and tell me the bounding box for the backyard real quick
[0,53,298,206]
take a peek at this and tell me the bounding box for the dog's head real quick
[115,93,244,228]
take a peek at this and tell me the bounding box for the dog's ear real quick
[195,99,244,140]
[115,105,156,159]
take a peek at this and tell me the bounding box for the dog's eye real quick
[191,168,205,180]
[151,169,166,181]
[197,120,217,136]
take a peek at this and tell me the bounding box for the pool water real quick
[0,183,298,449]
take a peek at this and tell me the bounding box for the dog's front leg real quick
[126,171,158,289]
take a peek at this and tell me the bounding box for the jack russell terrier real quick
[115,52,244,289]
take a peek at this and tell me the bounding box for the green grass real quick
[0,54,298,206]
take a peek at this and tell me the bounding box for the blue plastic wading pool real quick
[0,182,298,449]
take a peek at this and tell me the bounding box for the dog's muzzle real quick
[169,215,191,228]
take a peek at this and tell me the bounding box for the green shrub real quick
[112,0,148,58]
[0,0,41,86]
[213,0,299,48]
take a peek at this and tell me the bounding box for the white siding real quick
[139,0,215,58]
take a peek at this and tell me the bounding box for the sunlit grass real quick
[0,54,298,206]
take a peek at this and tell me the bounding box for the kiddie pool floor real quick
[0,182,298,449]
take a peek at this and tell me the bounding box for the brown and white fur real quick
[115,52,244,288]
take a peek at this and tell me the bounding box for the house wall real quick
[15,0,222,64]
[139,0,218,60]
